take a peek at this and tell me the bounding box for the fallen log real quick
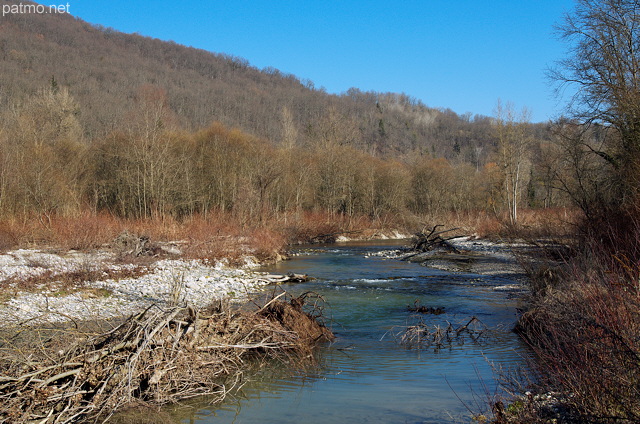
[258,273,312,284]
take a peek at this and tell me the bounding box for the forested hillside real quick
[0,0,577,232]
[0,2,538,158]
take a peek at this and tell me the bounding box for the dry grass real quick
[0,210,409,264]
[0,207,577,259]
[0,212,233,251]
[0,212,289,264]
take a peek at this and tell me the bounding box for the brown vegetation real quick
[508,206,640,423]
[0,1,576,236]
[2,264,147,294]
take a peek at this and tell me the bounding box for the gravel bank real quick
[0,249,276,325]
[369,236,533,284]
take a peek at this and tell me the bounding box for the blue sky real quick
[67,0,576,123]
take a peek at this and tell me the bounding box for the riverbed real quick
[178,240,530,423]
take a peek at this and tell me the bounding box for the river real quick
[180,240,529,423]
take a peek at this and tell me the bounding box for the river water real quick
[181,240,529,424]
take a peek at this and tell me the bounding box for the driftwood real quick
[0,292,333,424]
[112,232,183,258]
[113,231,153,257]
[409,225,462,253]
[257,273,312,285]
[408,300,445,315]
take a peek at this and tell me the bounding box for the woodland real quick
[0,3,582,235]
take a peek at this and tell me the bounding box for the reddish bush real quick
[514,204,640,422]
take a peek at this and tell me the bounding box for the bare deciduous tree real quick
[280,106,298,149]
[550,0,640,196]
[3,87,86,220]
[494,100,533,226]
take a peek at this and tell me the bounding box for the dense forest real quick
[0,0,597,229]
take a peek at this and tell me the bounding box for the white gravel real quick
[0,249,274,325]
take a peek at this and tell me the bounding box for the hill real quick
[0,1,522,160]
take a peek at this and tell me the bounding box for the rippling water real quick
[181,240,529,423]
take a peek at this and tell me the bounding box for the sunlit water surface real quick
[179,240,529,424]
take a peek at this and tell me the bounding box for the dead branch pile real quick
[0,293,333,424]
[255,273,312,284]
[113,231,155,257]
[395,316,487,350]
[258,291,333,344]
[408,225,462,254]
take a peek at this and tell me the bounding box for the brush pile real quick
[408,225,462,254]
[0,292,333,423]
[396,316,487,350]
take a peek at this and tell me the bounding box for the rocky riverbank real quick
[0,242,331,424]
[0,247,294,326]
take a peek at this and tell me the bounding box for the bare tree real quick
[3,87,86,219]
[546,121,617,218]
[280,106,298,149]
[494,100,532,226]
[124,85,180,219]
[550,0,640,195]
